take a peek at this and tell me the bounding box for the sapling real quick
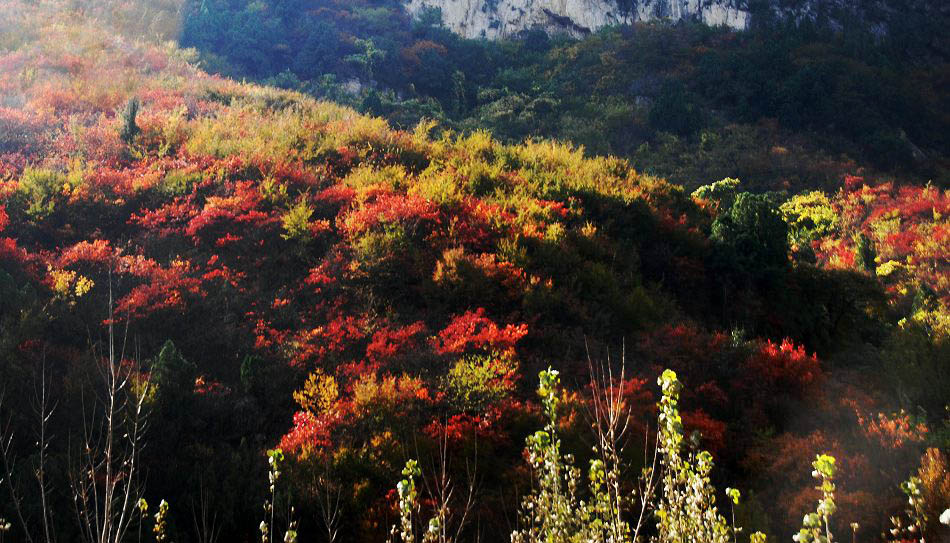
[510,368,585,543]
[153,500,169,543]
[654,369,735,543]
[71,275,151,543]
[260,449,298,543]
[887,475,929,543]
[586,352,647,543]
[138,499,148,543]
[418,422,479,543]
[392,459,422,543]
[793,454,837,543]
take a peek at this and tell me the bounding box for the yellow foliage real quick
[157,105,190,157]
[870,215,901,241]
[293,370,339,415]
[444,354,516,412]
[411,118,438,148]
[344,164,410,193]
[351,373,426,414]
[908,305,950,339]
[580,221,598,239]
[431,247,466,285]
[50,268,76,296]
[409,169,463,205]
[74,275,94,296]
[49,268,94,298]
[259,177,289,205]
[780,190,839,239]
[544,222,565,243]
[875,260,903,277]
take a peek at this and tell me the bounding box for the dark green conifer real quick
[119,97,140,146]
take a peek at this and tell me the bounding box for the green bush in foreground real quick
[385,366,948,543]
[391,367,772,543]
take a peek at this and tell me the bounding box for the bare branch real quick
[0,390,36,543]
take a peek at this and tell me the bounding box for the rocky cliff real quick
[403,0,751,39]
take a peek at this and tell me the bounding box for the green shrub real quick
[17,167,68,219]
[443,354,514,413]
[159,169,201,197]
[280,197,316,243]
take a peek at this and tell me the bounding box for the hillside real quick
[180,0,950,192]
[0,1,948,542]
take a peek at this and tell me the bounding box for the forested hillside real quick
[181,0,950,191]
[0,1,947,542]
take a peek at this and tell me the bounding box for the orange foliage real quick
[342,192,440,235]
[279,410,333,455]
[433,308,528,357]
[291,314,368,368]
[857,410,928,449]
[114,256,205,319]
[681,409,727,454]
[58,239,118,267]
[400,40,448,72]
[743,338,822,394]
[365,322,428,367]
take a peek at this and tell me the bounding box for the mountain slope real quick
[180,0,950,192]
[0,1,947,542]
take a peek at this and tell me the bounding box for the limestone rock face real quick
[403,0,751,39]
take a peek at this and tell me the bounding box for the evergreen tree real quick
[118,97,140,146]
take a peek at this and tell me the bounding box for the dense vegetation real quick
[0,1,947,542]
[180,0,950,191]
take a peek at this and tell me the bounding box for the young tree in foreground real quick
[71,278,150,543]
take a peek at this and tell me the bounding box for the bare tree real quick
[633,430,660,541]
[1,390,35,543]
[70,274,150,543]
[191,478,222,543]
[34,356,58,543]
[419,421,480,543]
[585,343,659,542]
[0,352,59,543]
[314,459,342,543]
[587,347,631,542]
